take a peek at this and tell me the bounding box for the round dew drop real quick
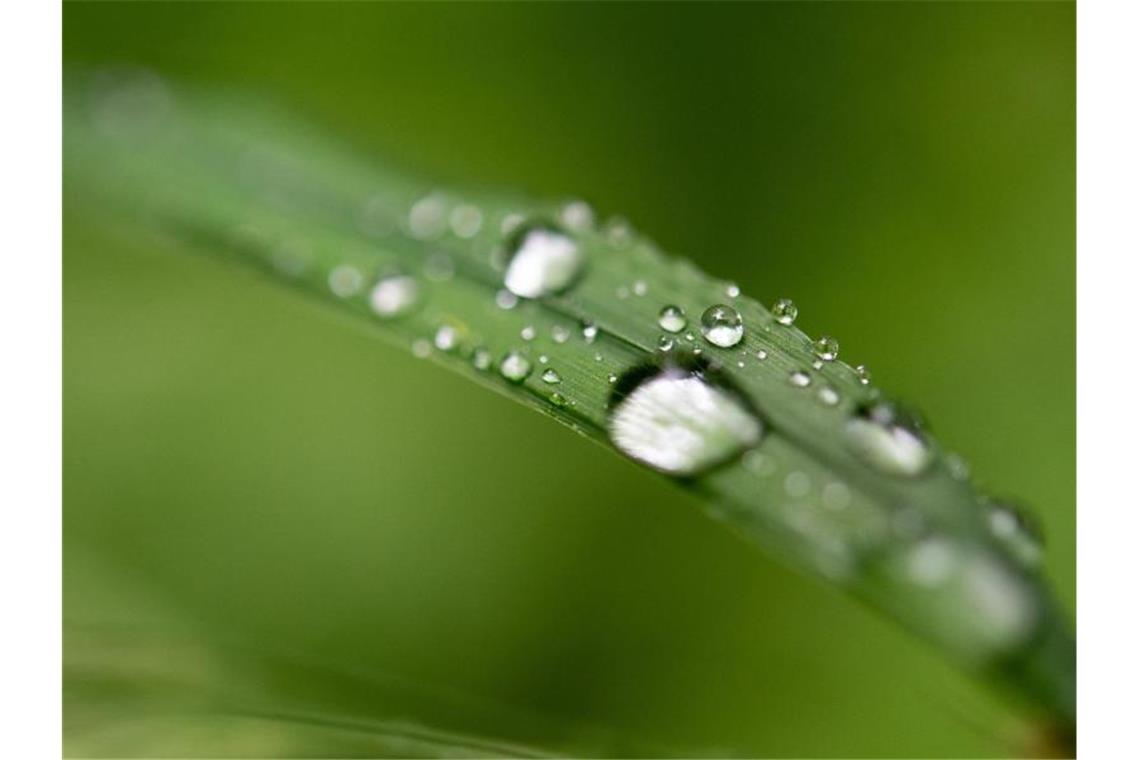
[503,226,584,298]
[814,336,839,361]
[608,369,762,476]
[541,369,562,385]
[700,305,745,348]
[369,275,420,319]
[772,298,798,326]
[658,305,687,333]
[499,351,532,383]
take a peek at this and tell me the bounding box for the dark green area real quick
[64,2,1074,757]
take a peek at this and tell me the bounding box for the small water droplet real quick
[582,322,599,343]
[495,289,519,310]
[658,336,675,352]
[551,325,571,344]
[822,481,851,510]
[411,338,432,359]
[500,212,525,236]
[369,275,420,318]
[744,450,777,476]
[328,264,363,298]
[736,360,745,368]
[503,226,584,298]
[559,200,595,231]
[607,372,618,383]
[616,285,630,299]
[855,365,871,385]
[756,349,768,360]
[472,348,492,371]
[946,453,971,481]
[986,503,1043,567]
[594,353,604,362]
[773,298,798,326]
[423,252,455,282]
[434,325,459,352]
[449,204,483,238]
[845,401,933,477]
[632,279,648,297]
[700,305,744,348]
[813,335,839,361]
[605,216,632,247]
[551,391,568,406]
[785,471,811,498]
[789,370,812,388]
[608,368,763,476]
[657,305,687,333]
[408,194,447,239]
[538,354,549,364]
[520,325,536,341]
[499,351,532,382]
[811,359,824,371]
[725,282,741,298]
[817,385,841,406]
[539,368,561,385]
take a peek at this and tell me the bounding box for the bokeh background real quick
[63,2,1074,757]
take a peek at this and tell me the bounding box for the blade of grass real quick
[65,70,1075,746]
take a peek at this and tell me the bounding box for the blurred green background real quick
[63,2,1074,757]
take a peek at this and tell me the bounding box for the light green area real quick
[64,2,1074,757]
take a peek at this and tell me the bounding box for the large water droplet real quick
[700,305,744,348]
[498,351,532,383]
[772,298,798,326]
[845,401,933,477]
[503,226,584,298]
[658,305,687,333]
[369,275,420,318]
[608,366,762,476]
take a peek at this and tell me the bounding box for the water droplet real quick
[905,537,958,587]
[700,305,744,348]
[773,298,798,326]
[946,453,971,480]
[744,451,777,477]
[559,200,594,231]
[608,368,763,476]
[616,285,630,299]
[756,349,768,360]
[594,353,604,363]
[607,372,618,383]
[423,252,455,282]
[582,322,599,343]
[499,351,532,382]
[811,359,824,371]
[520,325,536,341]
[449,204,483,238]
[818,385,840,406]
[657,305,687,333]
[822,481,852,510]
[434,325,459,352]
[408,194,447,239]
[632,279,648,297]
[785,471,812,498]
[845,401,933,477]
[725,282,741,298]
[541,369,562,384]
[495,289,519,310]
[814,335,839,361]
[369,275,420,318]
[472,348,492,371]
[736,360,745,368]
[605,216,632,247]
[551,391,568,406]
[789,370,812,388]
[500,212,525,236]
[538,354,549,364]
[855,365,871,385]
[986,503,1043,567]
[411,338,432,359]
[658,336,675,352]
[551,325,571,344]
[503,226,584,298]
[328,264,363,298]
